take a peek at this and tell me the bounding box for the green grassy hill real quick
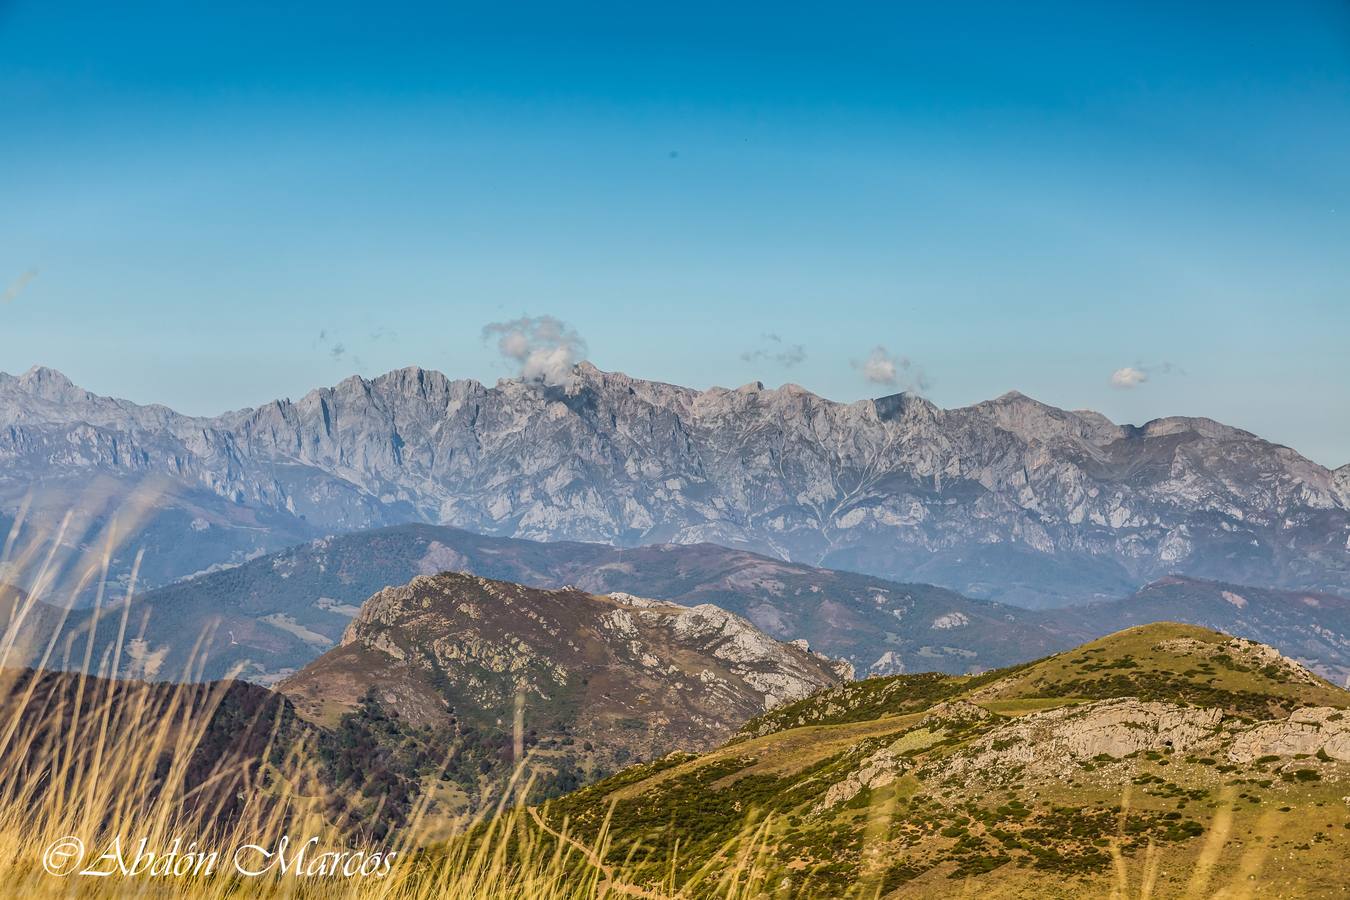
[534,624,1350,898]
[1059,576,1350,686]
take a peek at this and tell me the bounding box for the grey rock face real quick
[941,699,1225,783]
[1335,464,1350,508]
[2,363,1346,606]
[1227,707,1350,763]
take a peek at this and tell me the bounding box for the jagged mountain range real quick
[1,363,1346,606]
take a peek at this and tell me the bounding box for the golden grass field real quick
[0,495,776,899]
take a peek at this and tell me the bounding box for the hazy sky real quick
[1,2,1347,464]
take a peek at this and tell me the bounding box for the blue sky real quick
[1,2,1347,464]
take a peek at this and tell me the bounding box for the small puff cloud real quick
[1109,362,1182,390]
[1110,367,1148,389]
[482,315,588,386]
[854,346,929,393]
[740,333,807,368]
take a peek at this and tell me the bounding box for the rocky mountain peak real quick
[0,365,192,431]
[280,570,846,786]
[11,365,91,406]
[965,389,1123,446]
[330,570,846,714]
[1136,415,1254,442]
[870,390,940,424]
[19,364,77,390]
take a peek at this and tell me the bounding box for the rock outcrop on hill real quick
[1227,707,1350,763]
[280,571,847,781]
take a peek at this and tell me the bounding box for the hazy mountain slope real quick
[0,583,67,664]
[0,472,318,603]
[0,663,487,836]
[41,522,1350,690]
[557,542,1077,677]
[49,525,1077,684]
[2,364,1345,606]
[0,665,315,827]
[279,572,847,806]
[0,369,326,598]
[540,624,1350,898]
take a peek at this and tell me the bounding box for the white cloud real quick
[482,315,588,386]
[1110,367,1149,389]
[854,346,929,393]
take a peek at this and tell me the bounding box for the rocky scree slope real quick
[2,364,1346,606]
